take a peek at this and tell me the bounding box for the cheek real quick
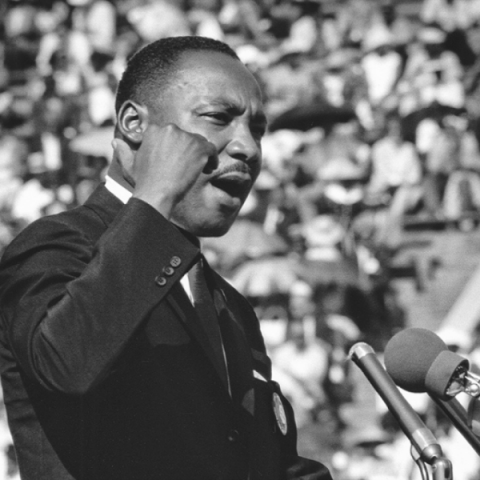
[252,155,263,179]
[244,157,262,187]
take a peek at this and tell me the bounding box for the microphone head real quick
[384,328,448,393]
[425,349,469,399]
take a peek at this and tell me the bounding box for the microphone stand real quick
[350,343,453,480]
[428,456,454,480]
[431,395,480,456]
[410,446,453,480]
[409,445,453,480]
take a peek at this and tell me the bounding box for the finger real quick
[170,127,218,172]
[112,138,134,170]
[174,127,214,154]
[112,138,136,185]
[203,141,219,174]
[203,139,217,157]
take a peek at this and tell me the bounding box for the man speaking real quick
[0,36,332,480]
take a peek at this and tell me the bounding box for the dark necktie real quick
[188,256,229,389]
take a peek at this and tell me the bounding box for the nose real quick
[226,124,261,166]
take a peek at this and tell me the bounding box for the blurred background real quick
[3,0,480,478]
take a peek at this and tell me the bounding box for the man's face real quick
[148,50,266,237]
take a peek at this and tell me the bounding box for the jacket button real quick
[170,256,182,268]
[155,276,167,286]
[227,429,240,443]
[163,266,175,276]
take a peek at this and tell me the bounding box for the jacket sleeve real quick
[0,198,200,395]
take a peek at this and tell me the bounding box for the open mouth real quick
[210,172,252,199]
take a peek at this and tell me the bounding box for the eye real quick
[204,112,231,125]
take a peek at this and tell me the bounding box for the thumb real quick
[112,138,135,181]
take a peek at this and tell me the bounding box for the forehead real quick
[167,50,264,110]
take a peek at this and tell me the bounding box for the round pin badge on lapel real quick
[272,392,288,435]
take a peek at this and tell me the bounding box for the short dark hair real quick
[115,36,239,113]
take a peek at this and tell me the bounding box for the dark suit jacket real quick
[0,185,332,480]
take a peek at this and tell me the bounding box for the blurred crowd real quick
[3,0,480,478]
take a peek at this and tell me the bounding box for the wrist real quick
[132,190,176,220]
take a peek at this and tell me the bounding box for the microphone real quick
[384,327,480,456]
[384,328,480,401]
[349,342,444,463]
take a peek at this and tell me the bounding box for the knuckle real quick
[206,142,217,155]
[164,123,178,134]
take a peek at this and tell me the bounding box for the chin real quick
[191,213,238,238]
[194,221,234,238]
[174,202,241,238]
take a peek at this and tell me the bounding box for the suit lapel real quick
[205,265,255,416]
[167,263,256,415]
[166,283,231,395]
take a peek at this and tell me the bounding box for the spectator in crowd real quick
[416,116,461,217]
[363,114,423,248]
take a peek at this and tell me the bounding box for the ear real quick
[116,100,149,146]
